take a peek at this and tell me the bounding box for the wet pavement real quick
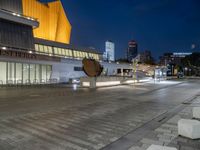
[0,80,199,150]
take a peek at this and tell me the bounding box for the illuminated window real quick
[77,51,80,58]
[65,49,69,56]
[48,46,53,54]
[73,51,77,58]
[85,52,89,58]
[43,46,48,54]
[61,49,65,56]
[81,52,84,57]
[54,47,58,55]
[35,44,39,51]
[69,50,73,57]
[80,52,84,58]
[39,45,44,52]
[66,49,72,57]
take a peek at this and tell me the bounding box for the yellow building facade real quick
[22,0,71,44]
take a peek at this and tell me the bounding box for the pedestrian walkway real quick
[128,96,200,150]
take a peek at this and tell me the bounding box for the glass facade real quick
[0,61,52,85]
[35,44,100,60]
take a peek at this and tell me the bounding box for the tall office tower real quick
[105,41,115,61]
[127,40,138,62]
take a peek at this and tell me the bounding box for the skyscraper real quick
[105,41,115,61]
[127,40,138,62]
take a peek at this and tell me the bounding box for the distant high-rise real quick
[127,40,138,62]
[139,50,152,64]
[104,41,115,61]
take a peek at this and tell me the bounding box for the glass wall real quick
[7,62,15,84]
[23,64,30,84]
[30,64,36,83]
[35,64,41,83]
[41,65,47,82]
[16,63,22,84]
[0,61,52,85]
[0,62,7,85]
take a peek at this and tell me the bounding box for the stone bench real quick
[193,107,200,119]
[147,145,177,150]
[178,119,200,139]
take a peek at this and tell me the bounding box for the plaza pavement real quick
[0,80,199,150]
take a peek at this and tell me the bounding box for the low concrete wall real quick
[80,76,134,88]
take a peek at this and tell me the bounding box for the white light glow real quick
[29,51,32,54]
[82,82,90,87]
[2,47,7,50]
[96,81,120,87]
[73,84,77,90]
[124,80,135,84]
[139,78,152,82]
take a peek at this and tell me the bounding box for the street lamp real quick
[132,59,138,83]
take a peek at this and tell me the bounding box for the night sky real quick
[57,0,200,59]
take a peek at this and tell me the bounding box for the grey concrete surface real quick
[0,80,199,150]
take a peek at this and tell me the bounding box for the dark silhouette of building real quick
[159,52,192,66]
[127,40,138,62]
[139,50,153,64]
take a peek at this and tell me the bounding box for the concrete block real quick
[193,107,200,119]
[178,119,200,139]
[147,144,177,150]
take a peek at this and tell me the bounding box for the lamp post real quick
[132,59,138,83]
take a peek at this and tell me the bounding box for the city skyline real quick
[61,0,200,59]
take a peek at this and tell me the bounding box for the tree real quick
[182,52,200,67]
[182,52,200,76]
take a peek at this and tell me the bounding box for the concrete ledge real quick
[147,145,177,150]
[0,9,39,28]
[178,119,200,139]
[193,107,200,119]
[81,77,130,88]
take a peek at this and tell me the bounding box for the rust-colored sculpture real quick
[82,58,103,77]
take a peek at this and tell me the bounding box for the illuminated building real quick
[22,0,71,44]
[0,0,133,85]
[127,40,138,62]
[104,41,115,61]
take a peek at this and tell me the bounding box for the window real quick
[47,65,52,81]
[61,48,65,56]
[35,64,41,83]
[74,67,83,71]
[65,49,69,56]
[48,46,53,54]
[39,45,44,52]
[73,51,77,57]
[58,48,62,55]
[0,62,7,84]
[85,52,89,58]
[69,50,73,57]
[16,63,22,84]
[35,44,39,51]
[54,47,58,55]
[7,62,15,83]
[0,62,52,85]
[43,46,48,54]
[41,65,47,82]
[30,64,36,83]
[23,64,30,84]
